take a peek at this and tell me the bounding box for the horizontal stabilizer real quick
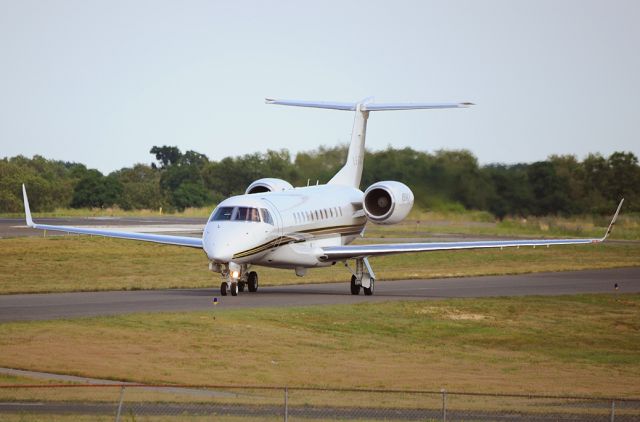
[265,98,473,112]
[265,99,357,111]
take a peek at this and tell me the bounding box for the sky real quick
[0,0,638,174]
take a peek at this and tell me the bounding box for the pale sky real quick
[0,0,638,174]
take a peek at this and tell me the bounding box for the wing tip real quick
[22,184,34,227]
[601,198,624,241]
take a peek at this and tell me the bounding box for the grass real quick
[0,236,639,294]
[0,294,638,396]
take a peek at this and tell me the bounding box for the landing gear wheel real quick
[248,271,259,292]
[238,282,245,292]
[350,275,361,295]
[363,278,375,296]
[230,282,239,296]
[220,282,228,296]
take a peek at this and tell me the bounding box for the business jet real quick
[22,98,624,296]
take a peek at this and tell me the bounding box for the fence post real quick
[441,388,447,422]
[284,386,289,422]
[115,386,126,422]
[610,400,615,422]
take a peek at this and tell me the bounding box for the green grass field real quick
[1,236,639,294]
[0,294,638,396]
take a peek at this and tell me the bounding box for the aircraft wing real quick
[319,199,624,262]
[22,185,203,249]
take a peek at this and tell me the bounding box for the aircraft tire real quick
[220,282,228,296]
[238,282,245,292]
[363,278,375,296]
[230,282,238,296]
[248,271,258,292]
[350,275,360,295]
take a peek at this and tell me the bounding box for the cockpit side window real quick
[260,208,274,225]
[211,207,234,221]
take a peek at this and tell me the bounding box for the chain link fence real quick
[0,384,638,421]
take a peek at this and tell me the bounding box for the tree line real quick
[1,145,637,218]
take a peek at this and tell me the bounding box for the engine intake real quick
[245,178,293,194]
[363,181,414,224]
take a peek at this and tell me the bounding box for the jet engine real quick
[245,178,294,194]
[363,181,414,225]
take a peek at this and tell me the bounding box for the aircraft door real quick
[262,198,284,245]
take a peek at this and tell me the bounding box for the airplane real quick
[21,98,624,297]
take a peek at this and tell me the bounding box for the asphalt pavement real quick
[0,267,638,322]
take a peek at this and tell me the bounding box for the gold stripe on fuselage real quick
[232,223,366,259]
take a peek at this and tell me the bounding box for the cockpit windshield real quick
[235,207,261,222]
[211,207,234,221]
[210,206,272,224]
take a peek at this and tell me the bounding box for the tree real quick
[607,152,639,208]
[526,161,570,216]
[71,170,122,208]
[150,146,183,169]
[111,164,163,210]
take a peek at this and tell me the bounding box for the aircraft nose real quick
[204,234,233,262]
[209,243,232,262]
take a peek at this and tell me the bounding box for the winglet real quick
[601,198,624,241]
[22,184,34,227]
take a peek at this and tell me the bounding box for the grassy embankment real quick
[1,236,639,294]
[1,207,638,294]
[0,294,638,396]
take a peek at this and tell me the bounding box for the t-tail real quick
[266,98,474,188]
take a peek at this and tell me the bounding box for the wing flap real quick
[319,238,597,261]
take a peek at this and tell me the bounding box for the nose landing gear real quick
[214,262,258,297]
[347,257,376,296]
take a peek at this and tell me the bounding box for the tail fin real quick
[266,98,473,188]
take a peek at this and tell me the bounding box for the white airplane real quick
[22,98,624,296]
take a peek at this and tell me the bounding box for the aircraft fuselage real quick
[203,184,365,269]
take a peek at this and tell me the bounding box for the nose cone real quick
[209,245,233,263]
[203,228,233,262]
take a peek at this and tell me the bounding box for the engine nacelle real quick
[363,181,414,225]
[245,178,293,194]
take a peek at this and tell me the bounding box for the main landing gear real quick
[347,257,375,296]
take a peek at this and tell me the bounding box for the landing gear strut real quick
[347,257,375,296]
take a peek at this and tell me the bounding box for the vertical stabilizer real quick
[328,103,369,188]
[266,98,473,189]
